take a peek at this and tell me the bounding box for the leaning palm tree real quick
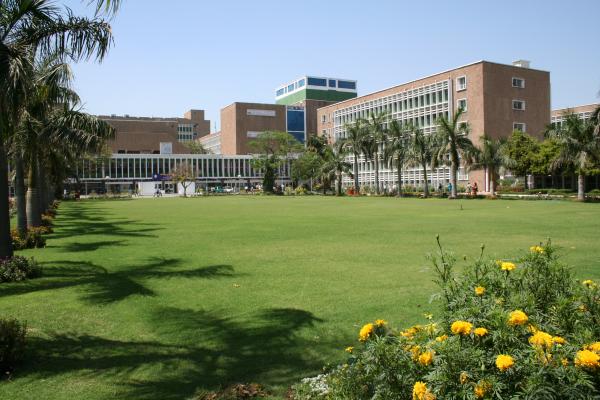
[434,109,477,198]
[469,134,507,197]
[0,0,112,257]
[321,141,353,196]
[363,111,388,194]
[546,113,600,201]
[384,120,409,197]
[343,119,367,193]
[407,124,434,198]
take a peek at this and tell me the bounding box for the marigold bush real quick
[292,240,600,399]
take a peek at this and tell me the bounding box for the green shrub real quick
[292,240,600,399]
[295,186,308,196]
[0,318,27,375]
[11,228,46,250]
[0,256,41,283]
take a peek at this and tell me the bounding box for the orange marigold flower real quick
[474,286,486,296]
[575,350,600,369]
[418,350,434,366]
[587,342,600,352]
[451,320,473,335]
[474,327,488,337]
[374,319,387,327]
[507,310,528,326]
[529,331,553,348]
[500,261,516,271]
[496,354,515,371]
[359,323,374,342]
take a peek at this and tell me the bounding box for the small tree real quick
[321,141,353,196]
[546,112,600,201]
[249,131,302,194]
[408,124,435,198]
[291,150,323,191]
[469,134,507,196]
[363,112,388,194]
[170,162,195,197]
[184,140,211,154]
[343,120,368,193]
[503,130,540,188]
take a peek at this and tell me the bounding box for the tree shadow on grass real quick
[22,307,338,400]
[0,258,237,305]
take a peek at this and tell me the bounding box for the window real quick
[512,100,525,110]
[321,114,326,123]
[298,79,305,88]
[457,98,467,112]
[328,79,336,88]
[287,84,295,92]
[459,121,468,130]
[276,88,285,97]
[456,76,467,91]
[307,77,327,86]
[512,77,525,88]
[338,80,356,90]
[513,122,526,132]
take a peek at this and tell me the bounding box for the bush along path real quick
[292,239,600,399]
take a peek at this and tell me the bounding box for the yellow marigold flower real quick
[474,382,488,399]
[375,319,387,327]
[507,310,528,326]
[527,324,538,334]
[345,346,354,353]
[500,261,516,271]
[359,323,374,342]
[459,372,469,385]
[418,350,434,366]
[435,334,448,342]
[561,358,570,366]
[496,354,515,372]
[409,345,421,360]
[474,327,488,337]
[529,331,554,348]
[413,381,436,400]
[552,336,566,345]
[582,280,597,288]
[587,342,600,352]
[530,245,544,254]
[474,286,486,296]
[574,350,600,369]
[451,320,473,335]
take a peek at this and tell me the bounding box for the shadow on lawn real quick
[0,259,236,304]
[23,307,335,400]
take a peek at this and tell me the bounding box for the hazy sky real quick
[64,0,600,132]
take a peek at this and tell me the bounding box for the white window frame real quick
[513,122,526,132]
[512,99,526,111]
[456,75,467,91]
[321,114,326,123]
[457,98,468,112]
[512,77,525,88]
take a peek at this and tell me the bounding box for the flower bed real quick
[292,240,600,399]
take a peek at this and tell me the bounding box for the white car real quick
[223,187,234,193]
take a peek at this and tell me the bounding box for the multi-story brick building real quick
[317,60,551,192]
[551,103,599,126]
[100,109,210,154]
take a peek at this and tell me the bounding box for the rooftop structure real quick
[275,76,358,105]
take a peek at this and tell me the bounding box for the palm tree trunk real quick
[450,162,458,198]
[489,171,496,197]
[396,159,403,197]
[39,166,48,213]
[336,172,342,196]
[14,154,27,234]
[422,163,429,198]
[353,153,360,194]
[26,157,42,227]
[374,151,380,195]
[577,174,585,201]
[0,138,13,258]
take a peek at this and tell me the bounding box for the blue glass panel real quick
[307,77,327,87]
[328,79,336,87]
[287,109,305,132]
[276,88,285,96]
[337,80,356,90]
[287,84,295,92]
[298,79,305,87]
[289,131,305,143]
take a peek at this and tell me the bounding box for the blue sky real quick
[65,0,600,132]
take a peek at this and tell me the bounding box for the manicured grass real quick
[1,196,600,399]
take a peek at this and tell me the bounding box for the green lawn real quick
[1,197,600,399]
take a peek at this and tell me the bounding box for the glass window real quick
[298,79,305,88]
[328,79,336,88]
[337,80,356,90]
[287,109,305,133]
[512,100,525,110]
[307,77,327,86]
[276,88,284,96]
[513,122,526,132]
[458,99,467,111]
[456,76,467,91]
[512,78,525,88]
[287,84,295,92]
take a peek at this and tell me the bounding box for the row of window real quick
[455,76,525,92]
[455,99,525,112]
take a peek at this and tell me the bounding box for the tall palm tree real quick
[343,119,367,193]
[546,112,600,201]
[384,120,409,197]
[434,109,477,199]
[0,0,112,257]
[407,124,434,198]
[321,141,353,196]
[363,111,388,194]
[469,134,506,197]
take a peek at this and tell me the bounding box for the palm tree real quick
[469,134,507,197]
[434,109,477,198]
[384,120,409,197]
[407,124,434,198]
[321,141,353,196]
[0,0,112,257]
[363,111,388,194]
[343,119,367,193]
[546,113,600,201]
